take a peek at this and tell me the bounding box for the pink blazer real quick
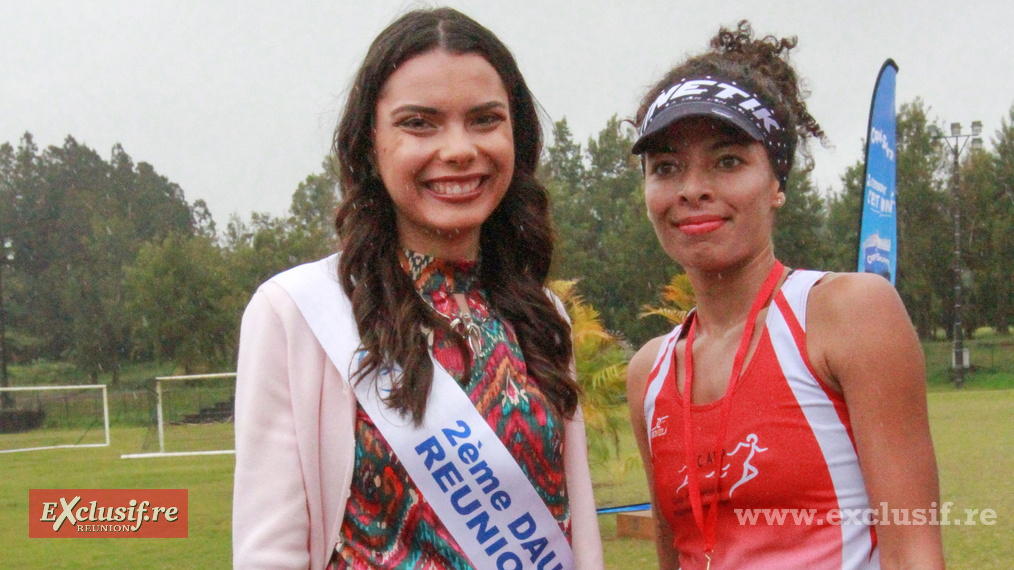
[232,280,604,569]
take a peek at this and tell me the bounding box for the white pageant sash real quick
[271,255,575,570]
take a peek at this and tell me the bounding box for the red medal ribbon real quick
[677,260,784,560]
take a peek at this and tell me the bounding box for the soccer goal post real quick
[0,384,110,454]
[121,372,237,459]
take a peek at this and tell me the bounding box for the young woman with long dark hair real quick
[233,8,602,569]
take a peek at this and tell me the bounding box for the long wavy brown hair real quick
[332,7,578,424]
[634,20,826,183]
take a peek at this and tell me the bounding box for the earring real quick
[775,193,785,206]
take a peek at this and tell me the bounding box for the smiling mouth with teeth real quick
[427,177,484,196]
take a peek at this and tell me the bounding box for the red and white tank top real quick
[642,270,880,569]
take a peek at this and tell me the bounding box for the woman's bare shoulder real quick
[627,335,670,409]
[807,271,919,389]
[809,271,904,325]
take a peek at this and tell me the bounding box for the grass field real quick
[923,332,1014,391]
[3,427,234,569]
[0,426,108,452]
[3,388,1010,568]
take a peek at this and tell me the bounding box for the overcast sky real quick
[4,0,1013,225]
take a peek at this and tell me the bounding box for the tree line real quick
[1,98,1012,380]
[0,134,336,382]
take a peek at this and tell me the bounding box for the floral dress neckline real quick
[400,248,491,327]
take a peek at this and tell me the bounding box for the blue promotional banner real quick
[858,60,899,285]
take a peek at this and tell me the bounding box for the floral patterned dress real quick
[330,250,570,569]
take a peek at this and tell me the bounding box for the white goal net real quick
[121,373,236,459]
[0,385,110,454]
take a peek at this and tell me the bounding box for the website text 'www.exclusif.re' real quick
[735,502,997,526]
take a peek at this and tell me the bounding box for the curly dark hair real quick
[332,7,578,424]
[634,20,826,182]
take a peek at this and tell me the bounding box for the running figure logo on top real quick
[672,433,769,498]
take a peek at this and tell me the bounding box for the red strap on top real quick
[679,261,784,556]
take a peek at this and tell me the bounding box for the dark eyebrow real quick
[469,101,508,114]
[388,101,507,117]
[389,104,439,116]
[710,137,753,152]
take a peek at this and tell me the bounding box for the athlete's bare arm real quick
[628,335,681,570]
[806,272,944,569]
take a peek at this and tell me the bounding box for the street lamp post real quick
[0,236,11,408]
[930,120,983,389]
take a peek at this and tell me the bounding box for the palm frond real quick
[589,362,627,390]
[547,279,578,304]
[638,305,689,325]
[661,273,695,309]
[639,272,695,325]
[548,278,630,463]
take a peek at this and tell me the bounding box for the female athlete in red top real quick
[626,21,943,570]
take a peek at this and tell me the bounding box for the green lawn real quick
[923,332,1014,391]
[927,389,1014,568]
[2,388,1011,568]
[2,427,234,569]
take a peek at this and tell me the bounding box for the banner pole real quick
[857,59,899,285]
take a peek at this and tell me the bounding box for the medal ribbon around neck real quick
[677,260,784,561]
